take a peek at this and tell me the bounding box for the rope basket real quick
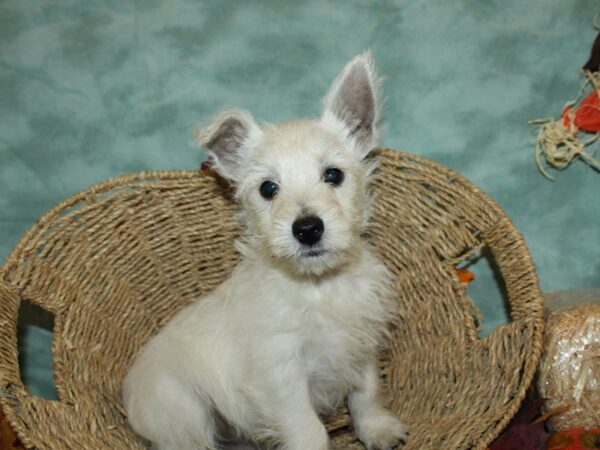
[0,149,544,449]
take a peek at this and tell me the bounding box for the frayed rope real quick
[530,71,600,180]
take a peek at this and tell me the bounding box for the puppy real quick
[123,52,409,450]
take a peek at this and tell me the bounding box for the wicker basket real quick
[0,149,544,449]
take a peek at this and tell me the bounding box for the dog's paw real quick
[355,410,409,450]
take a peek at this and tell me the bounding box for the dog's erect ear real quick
[321,52,380,154]
[195,109,262,181]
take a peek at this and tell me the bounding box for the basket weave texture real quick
[0,149,544,449]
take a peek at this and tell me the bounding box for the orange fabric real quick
[562,90,600,132]
[547,428,600,450]
[456,268,475,284]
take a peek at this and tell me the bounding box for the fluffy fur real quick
[123,52,409,450]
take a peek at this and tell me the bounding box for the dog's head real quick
[196,53,381,277]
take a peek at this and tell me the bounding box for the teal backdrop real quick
[1,0,599,398]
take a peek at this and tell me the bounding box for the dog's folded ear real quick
[195,109,262,181]
[321,51,380,155]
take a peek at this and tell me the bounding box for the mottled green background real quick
[1,0,600,397]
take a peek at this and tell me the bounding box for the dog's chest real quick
[295,281,381,378]
[292,286,380,410]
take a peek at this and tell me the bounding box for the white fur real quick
[123,52,409,450]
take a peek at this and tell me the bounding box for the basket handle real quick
[0,276,66,447]
[483,216,544,325]
[0,277,30,403]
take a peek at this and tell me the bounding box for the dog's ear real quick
[321,51,380,154]
[195,109,262,181]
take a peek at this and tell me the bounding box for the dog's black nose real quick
[292,216,324,246]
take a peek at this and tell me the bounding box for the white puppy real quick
[123,52,409,450]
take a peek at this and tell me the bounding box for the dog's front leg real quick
[349,362,409,449]
[269,369,329,450]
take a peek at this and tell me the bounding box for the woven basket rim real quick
[1,148,503,276]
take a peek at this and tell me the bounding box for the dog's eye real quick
[259,180,279,200]
[323,168,344,186]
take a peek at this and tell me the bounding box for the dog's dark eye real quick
[324,168,344,186]
[259,180,279,200]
